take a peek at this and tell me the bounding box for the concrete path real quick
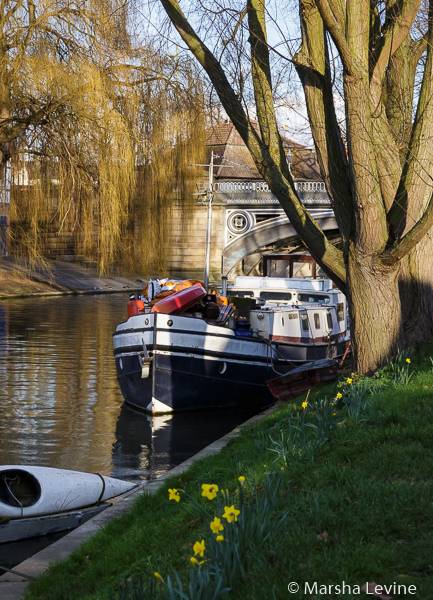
[0,257,146,295]
[0,404,279,599]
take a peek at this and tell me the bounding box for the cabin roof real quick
[205,121,322,181]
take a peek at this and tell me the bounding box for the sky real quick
[140,0,314,145]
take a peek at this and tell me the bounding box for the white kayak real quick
[0,466,136,518]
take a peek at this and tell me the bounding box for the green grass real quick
[25,352,433,600]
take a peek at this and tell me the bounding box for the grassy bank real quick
[25,351,433,600]
[0,268,54,297]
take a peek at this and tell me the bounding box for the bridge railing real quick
[214,180,327,193]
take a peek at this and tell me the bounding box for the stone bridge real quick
[215,180,339,276]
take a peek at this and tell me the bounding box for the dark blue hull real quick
[115,351,276,413]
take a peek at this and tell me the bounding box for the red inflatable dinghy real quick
[150,284,206,315]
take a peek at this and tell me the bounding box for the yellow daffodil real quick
[406,358,411,363]
[346,378,353,384]
[331,402,334,406]
[302,401,308,409]
[193,539,206,557]
[190,557,205,566]
[154,572,163,581]
[216,535,224,542]
[210,517,224,534]
[333,413,336,416]
[168,488,180,502]
[223,505,240,523]
[201,484,218,500]
[336,392,342,399]
[238,476,245,483]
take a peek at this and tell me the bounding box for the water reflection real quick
[0,295,260,480]
[112,404,259,481]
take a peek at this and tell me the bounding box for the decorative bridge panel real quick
[214,180,337,275]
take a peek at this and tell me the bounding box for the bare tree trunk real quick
[400,237,433,347]
[347,244,403,373]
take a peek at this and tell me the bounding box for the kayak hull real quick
[0,466,136,518]
[150,284,206,315]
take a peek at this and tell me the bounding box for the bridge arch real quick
[222,211,339,276]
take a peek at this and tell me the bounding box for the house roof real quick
[205,121,321,181]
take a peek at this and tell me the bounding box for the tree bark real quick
[347,244,402,373]
[400,236,433,347]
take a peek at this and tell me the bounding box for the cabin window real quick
[314,313,320,329]
[260,292,292,300]
[337,302,345,321]
[301,314,309,332]
[298,293,330,304]
[327,313,333,330]
[232,291,254,298]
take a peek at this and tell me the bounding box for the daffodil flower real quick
[168,488,180,502]
[302,400,308,409]
[238,475,245,483]
[154,572,163,581]
[202,484,218,500]
[223,505,240,523]
[210,517,224,534]
[190,557,206,566]
[333,413,336,416]
[336,392,342,399]
[193,539,205,556]
[346,378,353,384]
[216,535,224,542]
[406,358,411,364]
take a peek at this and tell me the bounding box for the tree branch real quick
[388,0,433,236]
[160,0,347,289]
[294,0,354,243]
[247,0,289,175]
[370,0,421,91]
[382,190,433,264]
[315,0,358,75]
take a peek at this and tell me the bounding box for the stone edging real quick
[0,403,281,600]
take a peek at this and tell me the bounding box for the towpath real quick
[0,257,146,297]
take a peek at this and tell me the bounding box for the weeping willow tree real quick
[2,0,205,273]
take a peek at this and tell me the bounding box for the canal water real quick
[0,293,261,568]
